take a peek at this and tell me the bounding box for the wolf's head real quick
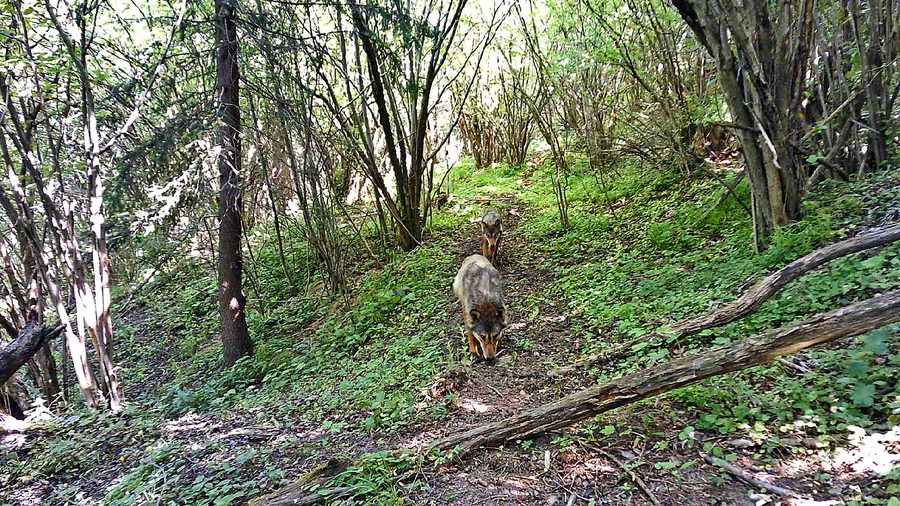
[481,211,502,255]
[465,292,507,360]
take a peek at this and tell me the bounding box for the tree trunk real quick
[0,323,64,386]
[216,0,253,367]
[434,290,900,456]
[672,0,813,250]
[88,164,122,410]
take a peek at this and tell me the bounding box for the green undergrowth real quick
[144,229,470,433]
[509,158,900,461]
[4,157,899,505]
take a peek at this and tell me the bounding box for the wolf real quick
[480,208,503,266]
[453,254,508,360]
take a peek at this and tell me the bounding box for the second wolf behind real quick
[481,208,502,266]
[453,254,508,360]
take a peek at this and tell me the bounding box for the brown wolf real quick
[453,254,508,360]
[480,208,502,266]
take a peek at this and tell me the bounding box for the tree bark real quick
[0,323,64,386]
[553,223,900,375]
[349,5,419,251]
[216,0,253,367]
[671,0,813,250]
[434,291,900,456]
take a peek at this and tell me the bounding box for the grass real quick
[3,156,899,505]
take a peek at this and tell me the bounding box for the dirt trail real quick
[442,202,593,423]
[406,199,756,506]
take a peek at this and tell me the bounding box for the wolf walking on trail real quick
[481,208,503,266]
[453,254,508,360]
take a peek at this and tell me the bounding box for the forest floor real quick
[399,198,760,505]
[2,159,900,506]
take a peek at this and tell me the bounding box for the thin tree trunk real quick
[26,272,60,401]
[88,167,122,410]
[248,96,292,286]
[216,0,253,367]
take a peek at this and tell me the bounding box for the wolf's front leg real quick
[467,330,481,357]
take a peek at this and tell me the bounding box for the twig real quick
[452,196,520,203]
[702,453,798,498]
[485,383,503,398]
[778,357,811,375]
[589,445,660,506]
[701,168,749,220]
[708,121,759,133]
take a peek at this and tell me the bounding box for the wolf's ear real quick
[469,309,481,321]
[496,308,506,320]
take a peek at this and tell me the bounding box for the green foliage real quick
[7,146,899,504]
[103,439,282,506]
[516,162,900,452]
[325,451,420,504]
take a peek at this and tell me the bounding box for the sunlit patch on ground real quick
[829,426,900,477]
[582,457,615,473]
[163,413,218,433]
[773,455,816,477]
[459,397,492,413]
[788,498,841,506]
[400,431,435,449]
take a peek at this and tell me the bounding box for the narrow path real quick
[406,196,756,506]
[406,199,604,505]
[446,199,594,421]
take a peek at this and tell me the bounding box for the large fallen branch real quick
[552,224,900,376]
[435,290,900,455]
[0,322,64,386]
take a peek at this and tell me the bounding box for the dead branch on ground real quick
[0,323,64,386]
[436,290,900,456]
[703,454,798,498]
[551,224,900,376]
[251,290,900,505]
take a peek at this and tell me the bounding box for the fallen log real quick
[250,291,899,505]
[435,290,900,456]
[0,322,65,386]
[551,224,900,376]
